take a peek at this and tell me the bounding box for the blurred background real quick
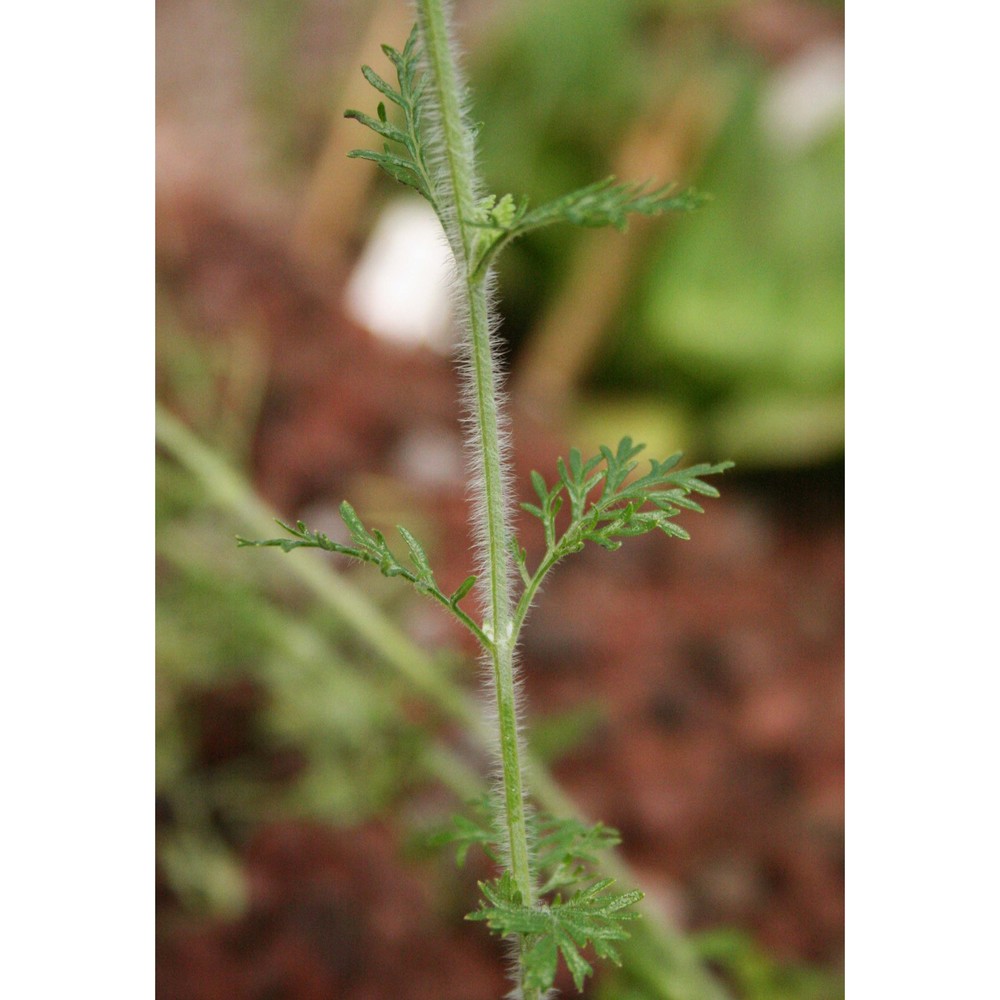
[155,0,843,997]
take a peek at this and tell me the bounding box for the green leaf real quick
[649,489,704,513]
[468,176,703,276]
[397,524,435,584]
[449,574,477,605]
[531,814,621,895]
[344,25,437,211]
[468,874,644,994]
[518,177,703,234]
[656,520,691,540]
[530,469,549,504]
[343,109,410,150]
[426,812,498,867]
[513,440,733,597]
[523,933,559,993]
[236,519,353,557]
[359,63,405,107]
[553,929,593,992]
[346,149,431,201]
[239,506,491,645]
[491,192,518,227]
[339,500,374,549]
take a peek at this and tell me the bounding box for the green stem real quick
[511,550,559,646]
[416,0,535,971]
[512,517,588,647]
[425,588,495,651]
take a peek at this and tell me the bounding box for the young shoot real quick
[240,3,732,995]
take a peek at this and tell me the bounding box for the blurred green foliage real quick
[692,930,845,1000]
[156,470,425,913]
[627,86,843,464]
[598,927,844,1000]
[233,0,843,465]
[231,0,842,466]
[156,330,432,916]
[469,0,843,466]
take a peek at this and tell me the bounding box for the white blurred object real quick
[344,198,454,351]
[761,40,845,153]
[392,428,465,488]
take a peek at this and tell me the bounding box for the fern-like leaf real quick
[431,799,633,991]
[531,814,622,895]
[424,794,500,866]
[470,178,705,276]
[519,178,704,233]
[468,872,643,993]
[430,798,620,895]
[521,437,733,560]
[344,25,437,209]
[237,502,486,644]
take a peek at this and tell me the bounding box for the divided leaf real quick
[430,799,632,991]
[531,815,622,895]
[425,795,500,867]
[237,503,480,633]
[468,872,643,993]
[520,437,733,564]
[237,502,419,579]
[518,177,704,234]
[236,516,354,557]
[344,23,704,286]
[470,178,705,275]
[344,25,437,208]
[432,800,622,895]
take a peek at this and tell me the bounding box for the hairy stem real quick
[415,0,536,987]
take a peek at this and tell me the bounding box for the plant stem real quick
[415,0,536,981]
[460,274,533,909]
[512,551,559,645]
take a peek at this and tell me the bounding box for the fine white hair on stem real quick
[413,1,545,994]
[413,0,484,259]
[414,0,527,846]
[450,270,516,595]
[411,0,518,600]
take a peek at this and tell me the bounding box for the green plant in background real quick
[622,84,844,464]
[239,2,732,995]
[692,931,845,1000]
[462,0,844,465]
